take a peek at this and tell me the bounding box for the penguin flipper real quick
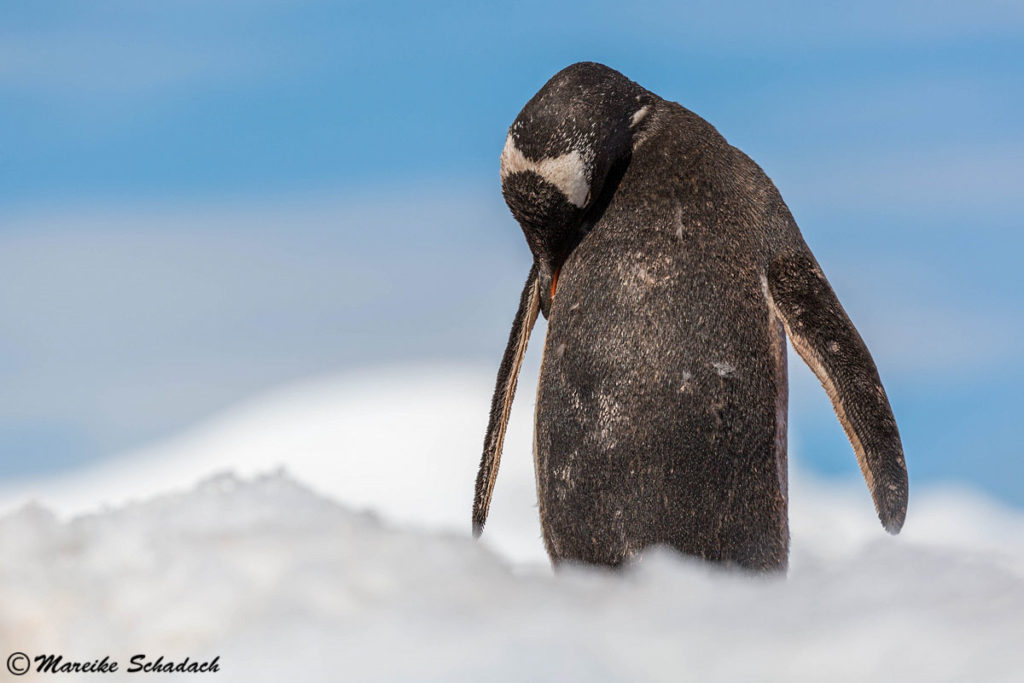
[765,248,908,533]
[473,265,541,538]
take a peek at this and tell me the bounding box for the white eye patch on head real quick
[499,134,590,208]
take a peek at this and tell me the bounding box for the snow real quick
[1,365,1022,681]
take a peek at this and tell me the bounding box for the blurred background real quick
[1,1,1022,509]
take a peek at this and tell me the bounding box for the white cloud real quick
[0,186,526,457]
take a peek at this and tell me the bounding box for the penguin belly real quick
[533,236,790,570]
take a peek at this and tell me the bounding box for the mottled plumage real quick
[473,62,908,571]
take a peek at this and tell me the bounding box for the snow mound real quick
[1,471,1022,683]
[2,365,1023,680]
[0,365,548,564]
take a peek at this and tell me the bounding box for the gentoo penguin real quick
[473,62,908,571]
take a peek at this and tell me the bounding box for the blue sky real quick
[1,2,1022,505]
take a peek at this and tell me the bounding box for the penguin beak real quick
[537,264,560,318]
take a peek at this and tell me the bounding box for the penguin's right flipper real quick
[766,247,908,533]
[473,264,541,538]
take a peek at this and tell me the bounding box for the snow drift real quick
[1,366,1022,681]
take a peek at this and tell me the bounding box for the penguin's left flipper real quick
[766,247,909,533]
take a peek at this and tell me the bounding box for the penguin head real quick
[500,62,654,316]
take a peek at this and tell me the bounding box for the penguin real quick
[473,62,908,571]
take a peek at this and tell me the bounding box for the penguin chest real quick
[531,243,788,566]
